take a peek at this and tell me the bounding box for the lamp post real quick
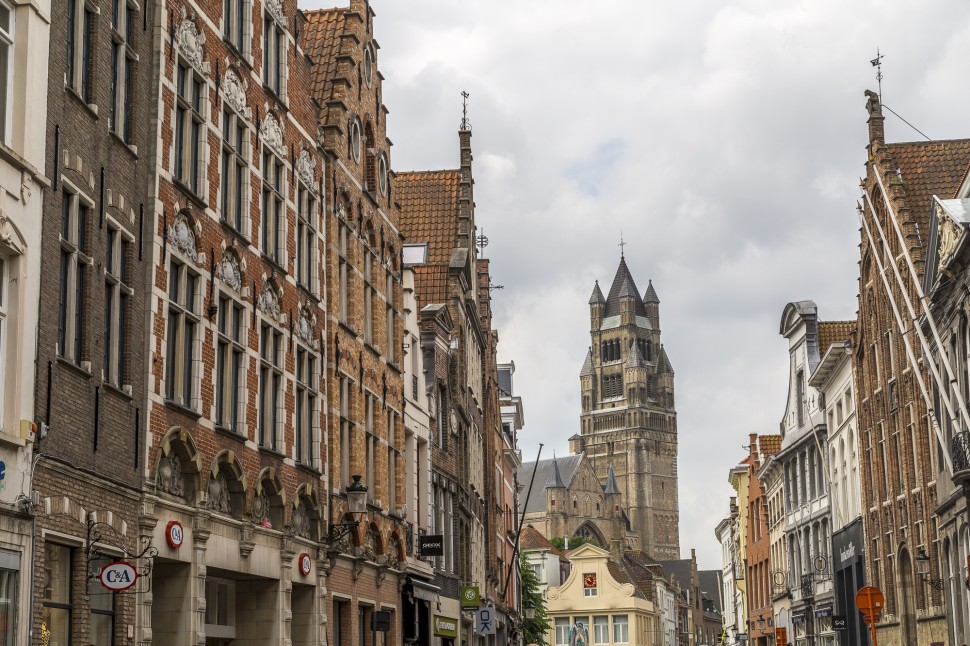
[915,546,945,591]
[325,475,368,565]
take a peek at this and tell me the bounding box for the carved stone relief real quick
[260,112,285,158]
[938,204,962,272]
[222,66,251,120]
[258,284,282,322]
[292,503,312,539]
[205,471,231,514]
[296,149,316,190]
[175,7,209,75]
[167,212,198,262]
[218,253,242,293]
[157,454,185,499]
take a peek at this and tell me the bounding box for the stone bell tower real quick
[572,254,680,560]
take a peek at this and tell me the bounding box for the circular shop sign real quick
[166,520,184,549]
[299,552,312,577]
[99,561,138,592]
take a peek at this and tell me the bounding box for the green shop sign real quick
[433,615,459,638]
[460,585,480,608]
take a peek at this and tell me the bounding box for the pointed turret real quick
[589,281,606,305]
[604,463,620,494]
[548,455,566,489]
[644,279,660,329]
[626,340,646,369]
[644,280,659,304]
[605,257,647,319]
[656,345,674,374]
[589,280,606,330]
[580,349,594,376]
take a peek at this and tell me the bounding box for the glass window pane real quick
[43,545,70,604]
[90,611,113,645]
[0,568,17,646]
[43,607,70,646]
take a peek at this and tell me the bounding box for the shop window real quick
[205,578,235,640]
[90,558,116,644]
[554,618,569,645]
[612,615,629,643]
[593,616,609,644]
[42,544,73,645]
[0,549,19,646]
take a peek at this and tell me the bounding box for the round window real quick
[350,119,362,163]
[378,154,388,195]
[364,46,374,88]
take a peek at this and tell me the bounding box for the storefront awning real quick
[408,577,441,603]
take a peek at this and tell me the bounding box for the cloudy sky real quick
[301,0,970,568]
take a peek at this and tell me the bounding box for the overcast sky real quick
[301,0,970,568]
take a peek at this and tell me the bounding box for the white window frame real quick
[363,44,373,88]
[261,148,285,266]
[613,615,629,643]
[592,616,609,644]
[262,11,287,99]
[258,319,284,451]
[174,59,207,196]
[0,0,13,144]
[377,153,388,196]
[365,393,375,502]
[215,292,246,433]
[165,255,201,409]
[349,118,362,163]
[103,222,133,387]
[338,222,350,323]
[554,618,570,646]
[109,0,135,143]
[294,343,318,467]
[220,106,250,236]
[59,187,93,365]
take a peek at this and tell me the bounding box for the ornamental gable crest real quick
[296,148,316,191]
[258,283,282,322]
[175,7,210,75]
[167,212,199,261]
[217,252,243,293]
[260,111,285,157]
[222,65,252,120]
[265,0,286,26]
[937,203,963,273]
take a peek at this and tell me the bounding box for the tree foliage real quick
[549,535,599,552]
[521,552,549,646]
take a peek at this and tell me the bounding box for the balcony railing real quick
[952,431,970,480]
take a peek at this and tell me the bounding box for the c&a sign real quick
[99,561,138,591]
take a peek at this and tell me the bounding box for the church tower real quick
[572,254,680,559]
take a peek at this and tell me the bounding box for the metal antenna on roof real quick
[870,48,884,101]
[461,91,471,130]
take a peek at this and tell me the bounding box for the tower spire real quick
[618,231,626,258]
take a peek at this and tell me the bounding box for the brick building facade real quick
[853,90,957,645]
[744,434,780,646]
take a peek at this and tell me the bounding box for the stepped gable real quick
[604,256,648,318]
[398,170,461,303]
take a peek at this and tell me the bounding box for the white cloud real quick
[301,0,968,569]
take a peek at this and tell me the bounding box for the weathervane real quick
[461,91,471,130]
[870,48,884,100]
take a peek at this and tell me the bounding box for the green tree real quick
[521,552,549,646]
[549,535,599,552]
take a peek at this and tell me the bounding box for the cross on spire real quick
[618,232,627,258]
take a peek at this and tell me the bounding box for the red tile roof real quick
[520,525,563,556]
[398,170,461,304]
[886,138,970,232]
[817,321,853,357]
[303,9,346,113]
[758,434,781,457]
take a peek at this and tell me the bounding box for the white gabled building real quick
[715,502,742,646]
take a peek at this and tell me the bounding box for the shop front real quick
[433,612,459,646]
[831,518,867,646]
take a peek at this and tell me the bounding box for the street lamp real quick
[915,546,945,590]
[325,475,369,566]
[524,607,535,620]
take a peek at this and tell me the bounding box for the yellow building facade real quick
[546,544,660,645]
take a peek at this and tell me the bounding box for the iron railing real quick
[952,431,970,477]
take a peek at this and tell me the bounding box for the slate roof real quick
[699,571,724,614]
[604,463,620,494]
[303,9,346,114]
[398,170,462,304]
[658,558,692,596]
[589,281,606,305]
[644,280,660,304]
[627,341,646,368]
[580,349,594,377]
[656,345,674,374]
[604,257,648,318]
[657,558,724,612]
[518,455,585,513]
[520,525,563,556]
[817,321,853,356]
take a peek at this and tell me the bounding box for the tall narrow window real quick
[90,558,116,644]
[261,150,284,265]
[66,0,94,102]
[110,0,134,142]
[165,258,200,408]
[295,346,317,466]
[221,108,247,233]
[223,0,248,54]
[387,409,397,512]
[796,370,806,427]
[0,1,13,143]
[385,271,395,361]
[296,183,316,292]
[365,394,375,502]
[338,223,350,323]
[216,294,244,431]
[0,550,18,646]
[363,252,373,343]
[262,14,286,97]
[0,258,6,423]
[175,62,205,195]
[340,377,351,487]
[259,322,283,450]
[59,191,90,364]
[104,225,132,386]
[42,545,73,645]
